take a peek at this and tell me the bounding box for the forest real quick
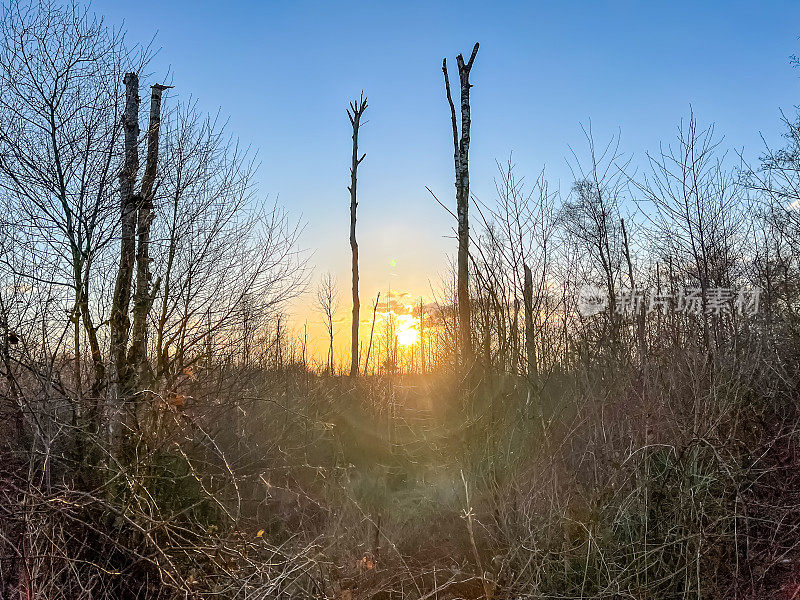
[2,1,800,599]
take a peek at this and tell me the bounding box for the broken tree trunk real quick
[523,263,537,382]
[419,297,425,374]
[129,84,170,390]
[443,42,479,368]
[363,292,380,376]
[348,93,367,378]
[109,72,140,448]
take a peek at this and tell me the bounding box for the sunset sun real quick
[395,314,420,347]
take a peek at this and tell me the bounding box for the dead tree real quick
[110,75,170,451]
[443,42,479,367]
[129,84,171,388]
[109,72,141,447]
[523,263,538,382]
[364,292,380,376]
[347,94,368,377]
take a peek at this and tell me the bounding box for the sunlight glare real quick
[395,314,420,347]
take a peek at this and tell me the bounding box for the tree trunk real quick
[329,332,334,376]
[129,84,169,389]
[419,297,425,374]
[523,263,537,382]
[511,296,520,375]
[109,72,140,449]
[155,186,180,380]
[364,292,380,376]
[621,218,647,364]
[348,94,367,378]
[79,277,104,397]
[443,42,479,368]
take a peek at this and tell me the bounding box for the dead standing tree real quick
[109,74,169,453]
[129,84,171,389]
[443,42,479,368]
[109,72,141,448]
[364,292,380,376]
[523,263,538,381]
[347,94,368,377]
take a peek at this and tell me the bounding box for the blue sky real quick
[92,0,799,350]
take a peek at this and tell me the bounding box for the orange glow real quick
[395,313,420,347]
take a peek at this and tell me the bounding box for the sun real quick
[395,314,420,347]
[396,326,419,347]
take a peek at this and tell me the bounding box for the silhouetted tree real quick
[347,93,367,377]
[443,41,479,367]
[316,273,338,375]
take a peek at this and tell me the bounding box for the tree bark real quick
[443,42,479,368]
[347,94,367,378]
[109,72,140,448]
[129,84,169,389]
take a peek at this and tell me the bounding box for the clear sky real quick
[92,0,800,364]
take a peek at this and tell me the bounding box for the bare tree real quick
[522,263,537,381]
[636,113,743,362]
[149,104,305,392]
[473,161,558,377]
[347,93,367,377]
[128,83,171,389]
[561,128,628,351]
[443,41,479,367]
[316,273,338,375]
[745,109,800,331]
[109,74,170,455]
[108,71,141,450]
[0,0,143,401]
[364,291,380,376]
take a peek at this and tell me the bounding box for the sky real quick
[92,0,800,365]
